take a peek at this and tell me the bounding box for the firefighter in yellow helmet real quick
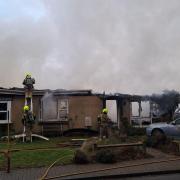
[23,73,35,99]
[23,105,29,111]
[23,73,35,90]
[97,108,111,139]
[22,105,35,129]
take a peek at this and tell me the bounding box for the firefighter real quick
[22,105,35,128]
[97,108,111,139]
[23,73,35,99]
[23,73,35,90]
[22,105,36,141]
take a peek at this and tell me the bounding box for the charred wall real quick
[68,96,103,129]
[1,94,103,135]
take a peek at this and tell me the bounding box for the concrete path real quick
[0,148,180,180]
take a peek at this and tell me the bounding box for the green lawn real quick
[0,137,75,169]
[0,137,72,150]
[0,136,147,169]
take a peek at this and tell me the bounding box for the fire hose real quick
[1,146,180,179]
[39,153,74,180]
[40,157,180,180]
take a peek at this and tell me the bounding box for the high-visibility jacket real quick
[97,113,110,125]
[22,111,36,125]
[23,77,35,89]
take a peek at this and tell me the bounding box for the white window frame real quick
[0,101,11,124]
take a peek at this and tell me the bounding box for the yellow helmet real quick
[25,73,31,78]
[102,108,108,114]
[23,105,29,111]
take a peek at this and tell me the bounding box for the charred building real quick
[0,88,103,136]
[0,87,179,137]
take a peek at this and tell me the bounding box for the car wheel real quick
[151,129,166,146]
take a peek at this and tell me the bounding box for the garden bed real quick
[74,136,152,164]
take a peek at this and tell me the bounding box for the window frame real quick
[0,101,11,124]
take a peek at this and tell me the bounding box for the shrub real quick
[145,135,168,148]
[96,149,115,164]
[127,127,146,136]
[74,149,89,164]
[121,118,146,136]
[115,147,138,161]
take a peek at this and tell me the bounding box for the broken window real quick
[132,102,139,116]
[131,101,151,126]
[58,99,69,121]
[41,93,58,121]
[141,102,150,117]
[106,100,117,122]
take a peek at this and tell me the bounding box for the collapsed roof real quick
[0,87,92,96]
[0,87,146,101]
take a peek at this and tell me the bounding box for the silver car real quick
[146,118,180,140]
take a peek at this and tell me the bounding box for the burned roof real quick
[94,92,146,101]
[0,87,92,96]
[0,87,147,101]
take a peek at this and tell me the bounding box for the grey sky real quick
[0,0,180,95]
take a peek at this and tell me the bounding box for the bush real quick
[115,147,139,161]
[96,149,115,164]
[144,135,168,148]
[121,118,146,136]
[127,127,146,136]
[74,149,89,164]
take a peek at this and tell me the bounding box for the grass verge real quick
[0,137,75,169]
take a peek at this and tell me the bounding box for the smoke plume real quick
[150,90,180,117]
[0,1,180,95]
[41,91,57,120]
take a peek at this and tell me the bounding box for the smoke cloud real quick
[41,91,57,120]
[151,90,179,116]
[1,0,180,95]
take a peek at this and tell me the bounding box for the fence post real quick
[4,150,11,173]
